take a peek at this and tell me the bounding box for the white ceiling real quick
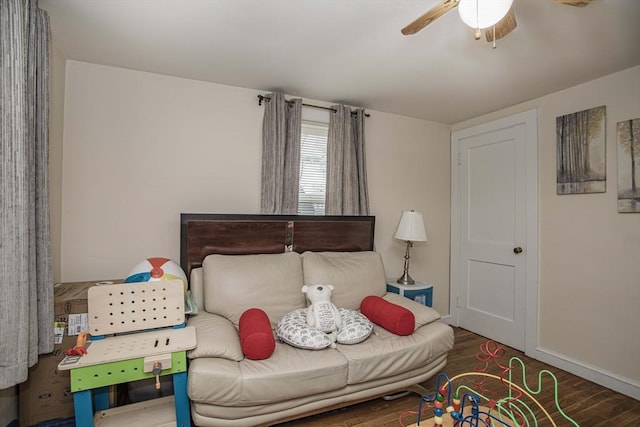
[39,0,640,124]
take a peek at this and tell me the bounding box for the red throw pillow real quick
[239,308,275,360]
[360,296,415,336]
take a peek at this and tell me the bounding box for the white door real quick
[450,110,538,353]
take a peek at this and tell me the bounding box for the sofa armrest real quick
[187,311,244,361]
[383,292,442,330]
[190,267,204,312]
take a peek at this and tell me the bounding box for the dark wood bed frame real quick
[180,213,376,278]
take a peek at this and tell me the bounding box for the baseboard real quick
[439,314,451,324]
[530,345,640,400]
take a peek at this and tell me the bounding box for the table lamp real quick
[394,210,427,285]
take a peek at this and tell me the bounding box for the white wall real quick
[58,61,452,313]
[55,60,639,398]
[454,66,640,396]
[61,62,261,280]
[366,112,451,311]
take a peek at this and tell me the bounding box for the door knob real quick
[513,247,523,254]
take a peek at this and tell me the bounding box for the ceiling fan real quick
[401,0,593,44]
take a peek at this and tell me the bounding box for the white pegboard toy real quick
[87,280,185,336]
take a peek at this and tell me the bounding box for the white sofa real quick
[187,250,454,426]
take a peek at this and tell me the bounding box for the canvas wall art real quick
[556,105,606,194]
[616,118,640,213]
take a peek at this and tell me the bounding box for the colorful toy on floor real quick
[406,340,579,427]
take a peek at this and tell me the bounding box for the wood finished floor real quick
[273,327,640,426]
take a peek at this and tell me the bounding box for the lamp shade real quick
[394,210,427,242]
[458,0,513,29]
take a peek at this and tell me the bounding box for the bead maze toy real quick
[404,340,579,427]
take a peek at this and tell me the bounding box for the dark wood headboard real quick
[180,214,375,277]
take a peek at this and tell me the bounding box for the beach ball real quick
[125,257,187,294]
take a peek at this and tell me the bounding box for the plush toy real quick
[302,284,342,347]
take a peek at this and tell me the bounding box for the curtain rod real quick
[257,95,370,117]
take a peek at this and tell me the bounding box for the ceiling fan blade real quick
[553,0,592,6]
[401,0,458,35]
[485,6,517,43]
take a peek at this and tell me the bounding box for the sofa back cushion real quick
[203,252,306,327]
[301,251,386,310]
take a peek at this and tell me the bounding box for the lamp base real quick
[396,271,415,286]
[397,240,416,285]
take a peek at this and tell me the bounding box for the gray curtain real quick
[260,92,303,214]
[326,106,370,215]
[1,0,53,389]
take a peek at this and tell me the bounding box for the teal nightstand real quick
[386,280,433,307]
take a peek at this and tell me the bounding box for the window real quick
[298,120,329,215]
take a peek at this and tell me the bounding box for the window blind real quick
[298,121,328,215]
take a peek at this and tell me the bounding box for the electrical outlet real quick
[143,354,172,373]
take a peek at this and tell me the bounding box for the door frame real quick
[450,109,539,356]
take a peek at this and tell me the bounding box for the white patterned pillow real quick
[337,308,373,345]
[276,308,373,350]
[276,308,333,350]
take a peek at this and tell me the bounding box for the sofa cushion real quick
[301,251,387,310]
[361,295,415,336]
[188,342,349,405]
[203,252,306,327]
[239,308,275,360]
[336,321,454,385]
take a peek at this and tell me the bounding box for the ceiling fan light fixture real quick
[458,0,513,29]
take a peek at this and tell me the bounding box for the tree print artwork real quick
[617,118,640,213]
[556,105,606,194]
